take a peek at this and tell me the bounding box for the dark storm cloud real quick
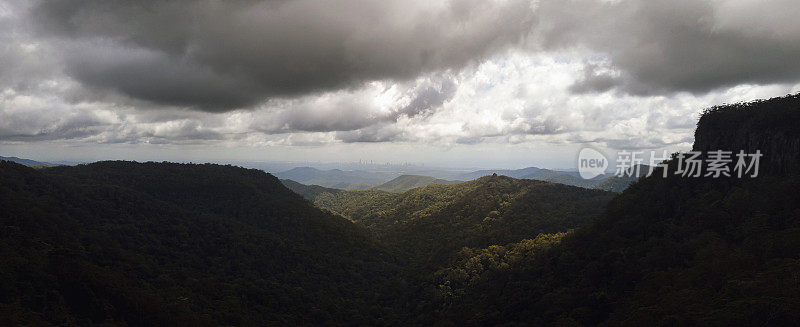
[395,76,458,118]
[568,63,620,94]
[0,108,108,141]
[19,0,800,111]
[29,0,534,111]
[63,44,261,109]
[539,0,800,95]
[250,75,458,134]
[0,3,58,93]
[5,0,800,149]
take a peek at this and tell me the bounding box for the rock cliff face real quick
[693,93,800,174]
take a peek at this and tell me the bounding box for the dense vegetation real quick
[0,162,615,325]
[374,177,614,272]
[426,94,800,325]
[694,93,800,173]
[291,177,615,273]
[431,161,800,326]
[0,162,404,326]
[591,174,639,192]
[0,156,55,167]
[525,170,600,188]
[280,178,344,201]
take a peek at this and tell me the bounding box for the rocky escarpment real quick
[693,93,800,174]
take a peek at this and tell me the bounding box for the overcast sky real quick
[2,0,800,168]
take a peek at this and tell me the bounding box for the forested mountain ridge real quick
[455,167,549,181]
[279,164,638,194]
[428,93,800,326]
[0,161,405,326]
[456,167,621,190]
[295,176,616,272]
[694,93,800,173]
[0,156,55,167]
[280,178,344,200]
[382,176,616,272]
[372,175,460,193]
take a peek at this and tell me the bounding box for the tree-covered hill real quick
[455,167,549,181]
[0,156,55,167]
[300,177,616,272]
[590,164,650,193]
[382,176,616,272]
[526,170,601,188]
[591,174,639,192]
[280,178,344,202]
[454,166,643,192]
[428,93,800,326]
[0,161,404,326]
[372,175,460,193]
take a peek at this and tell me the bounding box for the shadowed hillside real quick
[280,178,343,201]
[694,93,800,173]
[0,161,404,326]
[303,177,616,272]
[428,93,800,326]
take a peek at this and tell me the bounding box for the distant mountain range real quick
[2,153,641,193]
[278,164,645,193]
[0,156,55,167]
[455,166,646,192]
[273,166,398,190]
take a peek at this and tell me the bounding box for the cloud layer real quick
[3,0,800,164]
[536,0,800,94]
[30,0,533,110]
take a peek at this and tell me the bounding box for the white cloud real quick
[3,0,800,167]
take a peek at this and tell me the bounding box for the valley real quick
[2,94,800,325]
